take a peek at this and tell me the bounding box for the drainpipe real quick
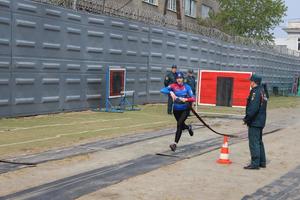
[176,0,184,30]
[72,0,77,10]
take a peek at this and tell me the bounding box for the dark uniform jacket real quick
[164,72,176,87]
[185,75,196,94]
[244,85,267,128]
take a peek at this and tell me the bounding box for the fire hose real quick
[0,159,37,166]
[190,106,238,138]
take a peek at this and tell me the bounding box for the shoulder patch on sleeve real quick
[165,77,169,80]
[251,93,256,101]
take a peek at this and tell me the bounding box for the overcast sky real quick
[273,0,300,38]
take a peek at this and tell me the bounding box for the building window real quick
[184,0,196,17]
[298,38,300,51]
[201,4,212,18]
[143,0,157,6]
[168,0,176,11]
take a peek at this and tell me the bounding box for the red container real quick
[197,70,252,107]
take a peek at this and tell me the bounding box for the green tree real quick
[199,0,287,42]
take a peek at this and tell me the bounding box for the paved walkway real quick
[243,164,300,200]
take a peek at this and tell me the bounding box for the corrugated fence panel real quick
[0,0,12,117]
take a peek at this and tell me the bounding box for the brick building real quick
[100,0,219,24]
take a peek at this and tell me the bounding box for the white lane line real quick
[0,118,131,133]
[0,121,168,147]
[198,111,244,117]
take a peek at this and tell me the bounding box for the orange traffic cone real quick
[217,136,232,164]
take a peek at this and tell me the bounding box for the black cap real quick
[171,64,177,68]
[188,69,194,73]
[175,72,184,79]
[250,74,262,84]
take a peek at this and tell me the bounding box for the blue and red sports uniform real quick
[160,83,195,110]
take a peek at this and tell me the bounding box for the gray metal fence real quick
[0,0,300,117]
[32,0,300,57]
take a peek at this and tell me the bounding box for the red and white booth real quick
[197,70,252,107]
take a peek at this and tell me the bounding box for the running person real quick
[160,72,195,151]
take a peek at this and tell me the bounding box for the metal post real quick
[105,66,109,112]
[195,69,200,113]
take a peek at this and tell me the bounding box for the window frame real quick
[184,0,196,18]
[143,0,158,6]
[167,0,177,12]
[201,4,212,19]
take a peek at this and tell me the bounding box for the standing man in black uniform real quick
[164,64,177,114]
[185,69,196,115]
[243,74,268,170]
[185,69,196,94]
